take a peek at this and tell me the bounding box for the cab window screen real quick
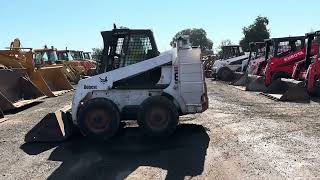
[121,35,153,67]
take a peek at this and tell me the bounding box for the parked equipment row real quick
[0,40,97,120]
[212,31,320,102]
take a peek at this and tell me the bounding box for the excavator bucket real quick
[0,68,45,111]
[25,105,76,142]
[260,79,310,102]
[232,74,268,92]
[28,66,74,97]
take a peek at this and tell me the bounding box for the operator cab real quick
[249,42,266,60]
[34,46,58,65]
[100,27,162,89]
[57,50,74,61]
[268,36,305,59]
[220,45,244,60]
[305,31,320,68]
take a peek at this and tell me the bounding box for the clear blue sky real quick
[1,0,319,52]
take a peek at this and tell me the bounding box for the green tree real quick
[92,48,103,61]
[239,16,270,51]
[217,39,232,56]
[170,28,213,51]
[218,39,232,50]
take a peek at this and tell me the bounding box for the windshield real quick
[57,52,74,61]
[34,50,58,64]
[274,39,303,57]
[83,53,91,59]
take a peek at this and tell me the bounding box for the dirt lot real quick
[1,80,320,179]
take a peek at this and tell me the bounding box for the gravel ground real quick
[1,80,320,179]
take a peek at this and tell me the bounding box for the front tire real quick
[217,67,233,81]
[138,96,179,137]
[77,98,120,141]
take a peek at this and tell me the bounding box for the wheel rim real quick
[146,106,169,131]
[85,108,111,133]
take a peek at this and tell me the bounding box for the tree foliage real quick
[171,28,213,51]
[218,39,232,49]
[239,16,270,51]
[92,48,103,61]
[217,39,232,56]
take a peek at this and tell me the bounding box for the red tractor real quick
[292,31,320,95]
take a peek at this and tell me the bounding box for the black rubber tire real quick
[138,96,179,137]
[77,98,120,141]
[217,67,233,81]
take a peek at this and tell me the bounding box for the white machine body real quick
[71,40,207,125]
[211,52,249,77]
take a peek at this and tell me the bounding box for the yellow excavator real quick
[0,39,73,98]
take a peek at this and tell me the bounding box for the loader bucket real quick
[25,105,76,142]
[0,68,45,111]
[28,66,73,97]
[233,74,268,92]
[260,79,310,102]
[231,72,245,82]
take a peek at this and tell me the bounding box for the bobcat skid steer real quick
[211,45,249,81]
[25,27,208,142]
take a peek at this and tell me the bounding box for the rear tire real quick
[77,98,120,141]
[138,96,178,137]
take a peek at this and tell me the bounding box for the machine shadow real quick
[24,124,210,180]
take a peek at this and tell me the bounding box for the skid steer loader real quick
[233,36,314,101]
[211,45,249,81]
[232,41,268,91]
[291,31,320,96]
[259,36,318,101]
[25,27,208,142]
[0,44,73,97]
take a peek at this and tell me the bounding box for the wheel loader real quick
[25,27,208,142]
[57,49,96,76]
[34,47,81,84]
[0,42,73,97]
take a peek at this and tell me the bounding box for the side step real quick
[25,105,76,142]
